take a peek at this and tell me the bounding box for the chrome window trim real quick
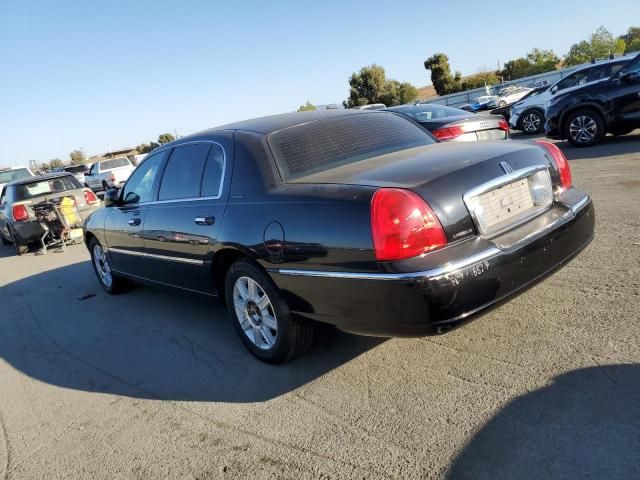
[153,140,227,204]
[108,247,205,265]
[270,247,501,282]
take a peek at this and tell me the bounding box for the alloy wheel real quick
[522,112,541,133]
[93,244,113,287]
[569,115,597,144]
[232,276,278,350]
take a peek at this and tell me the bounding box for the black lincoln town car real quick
[84,110,594,362]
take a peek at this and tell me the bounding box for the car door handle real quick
[194,216,215,226]
[128,217,141,226]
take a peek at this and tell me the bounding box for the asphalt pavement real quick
[0,133,639,479]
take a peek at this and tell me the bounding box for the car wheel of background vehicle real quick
[519,110,544,134]
[498,100,507,107]
[89,237,126,294]
[225,259,314,363]
[564,109,604,147]
[0,228,11,245]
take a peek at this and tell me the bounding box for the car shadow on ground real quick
[446,364,640,480]
[0,260,384,403]
[509,130,640,160]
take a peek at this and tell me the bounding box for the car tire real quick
[519,109,545,135]
[225,259,314,363]
[564,109,605,147]
[89,237,126,294]
[0,228,11,246]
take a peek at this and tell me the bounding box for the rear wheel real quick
[0,228,11,245]
[225,259,314,363]
[564,109,605,147]
[519,109,544,134]
[89,237,126,294]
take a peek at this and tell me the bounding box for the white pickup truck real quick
[84,157,135,192]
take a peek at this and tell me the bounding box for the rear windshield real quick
[388,104,468,121]
[268,113,435,180]
[100,157,130,170]
[14,175,82,201]
[0,168,32,184]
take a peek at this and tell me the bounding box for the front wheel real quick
[519,110,544,134]
[89,237,127,294]
[564,109,605,147]
[225,260,314,363]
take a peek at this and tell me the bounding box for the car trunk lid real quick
[290,141,554,242]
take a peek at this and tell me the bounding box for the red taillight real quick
[371,188,447,261]
[433,125,465,141]
[84,189,99,204]
[498,119,509,131]
[536,140,572,190]
[12,204,29,222]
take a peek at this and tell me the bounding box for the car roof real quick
[183,109,372,138]
[6,172,74,187]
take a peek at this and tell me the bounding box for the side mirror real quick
[550,85,558,94]
[104,188,120,207]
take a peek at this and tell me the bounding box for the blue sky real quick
[1,0,638,166]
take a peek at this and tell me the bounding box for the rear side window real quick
[158,143,210,200]
[100,158,131,170]
[201,144,225,198]
[15,176,81,201]
[268,113,435,180]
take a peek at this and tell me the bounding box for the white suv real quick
[84,157,135,192]
[509,57,630,134]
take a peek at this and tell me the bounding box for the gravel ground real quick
[0,133,639,479]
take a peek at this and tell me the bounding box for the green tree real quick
[157,133,175,144]
[461,70,500,90]
[424,53,462,95]
[297,101,317,112]
[48,158,64,169]
[344,64,388,108]
[619,26,640,49]
[69,149,86,165]
[135,142,159,154]
[344,64,418,107]
[501,49,559,80]
[565,26,626,66]
[626,38,640,53]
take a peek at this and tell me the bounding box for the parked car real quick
[510,55,633,134]
[62,164,90,184]
[84,110,594,363]
[488,87,533,108]
[350,103,386,110]
[545,53,640,147]
[383,104,509,141]
[84,157,135,192]
[0,173,100,254]
[0,165,34,193]
[460,95,497,112]
[526,80,549,89]
[489,86,549,131]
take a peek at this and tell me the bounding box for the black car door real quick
[103,150,168,277]
[141,136,232,294]
[610,56,640,126]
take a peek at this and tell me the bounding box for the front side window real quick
[158,143,210,201]
[121,151,167,204]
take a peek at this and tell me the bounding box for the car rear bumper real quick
[269,189,594,337]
